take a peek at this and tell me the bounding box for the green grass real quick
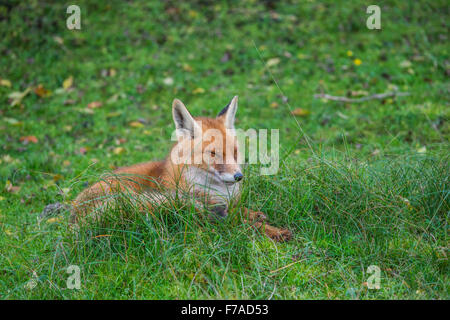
[0,0,448,299]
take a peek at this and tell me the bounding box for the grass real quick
[0,0,448,299]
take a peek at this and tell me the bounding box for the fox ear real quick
[172,99,201,139]
[217,95,238,129]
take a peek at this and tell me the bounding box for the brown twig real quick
[314,91,410,103]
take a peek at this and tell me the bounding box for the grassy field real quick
[0,0,448,299]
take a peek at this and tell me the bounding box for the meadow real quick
[0,1,448,299]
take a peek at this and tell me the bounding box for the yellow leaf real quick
[266,57,280,67]
[129,121,144,128]
[0,78,11,87]
[417,146,426,153]
[400,60,412,68]
[8,88,31,106]
[192,87,205,94]
[291,108,310,117]
[182,64,193,72]
[34,84,51,97]
[87,101,103,109]
[270,102,279,108]
[113,147,126,155]
[63,76,73,90]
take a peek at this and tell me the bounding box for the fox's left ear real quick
[217,95,238,129]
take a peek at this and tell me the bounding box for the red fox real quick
[72,96,292,241]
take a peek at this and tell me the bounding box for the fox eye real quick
[209,150,216,156]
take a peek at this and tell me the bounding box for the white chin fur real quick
[219,173,236,184]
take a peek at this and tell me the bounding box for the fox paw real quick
[247,210,267,222]
[254,211,267,221]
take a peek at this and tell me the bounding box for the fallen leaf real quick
[63,99,76,105]
[53,174,64,182]
[270,102,279,108]
[266,57,280,67]
[63,76,73,90]
[291,108,310,117]
[193,87,205,94]
[20,136,38,144]
[8,88,31,106]
[417,146,426,153]
[0,78,11,87]
[5,180,20,193]
[163,77,174,86]
[53,36,64,45]
[113,147,125,155]
[106,94,119,104]
[182,64,193,72]
[34,84,51,97]
[129,121,144,128]
[87,101,103,109]
[4,117,22,126]
[400,60,412,68]
[78,147,88,155]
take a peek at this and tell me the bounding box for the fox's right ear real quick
[172,99,201,139]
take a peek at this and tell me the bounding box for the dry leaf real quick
[163,77,174,86]
[5,180,20,193]
[400,60,412,68]
[182,64,193,72]
[8,88,31,106]
[87,101,103,109]
[63,76,73,90]
[129,121,144,128]
[20,136,38,144]
[113,147,125,155]
[34,84,51,97]
[291,108,310,117]
[417,146,426,153]
[0,78,11,87]
[193,87,205,94]
[266,57,280,67]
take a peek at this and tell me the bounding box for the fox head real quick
[170,96,243,185]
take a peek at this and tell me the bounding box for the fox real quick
[72,96,292,242]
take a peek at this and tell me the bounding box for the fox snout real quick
[233,172,243,182]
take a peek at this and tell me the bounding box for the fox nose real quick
[234,172,243,182]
